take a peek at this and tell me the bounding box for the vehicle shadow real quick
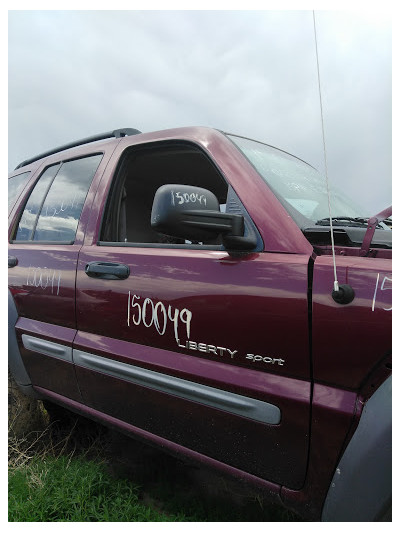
[104,430,304,522]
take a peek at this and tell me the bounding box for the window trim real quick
[28,163,62,240]
[9,240,75,245]
[97,241,225,251]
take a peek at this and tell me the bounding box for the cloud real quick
[8,10,391,213]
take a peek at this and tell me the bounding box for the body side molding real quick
[22,334,73,362]
[73,349,281,425]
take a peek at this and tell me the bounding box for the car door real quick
[74,136,312,490]
[8,152,107,401]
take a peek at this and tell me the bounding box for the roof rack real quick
[14,128,142,170]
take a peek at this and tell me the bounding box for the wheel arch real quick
[322,375,392,521]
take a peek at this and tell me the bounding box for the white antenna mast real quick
[312,11,339,293]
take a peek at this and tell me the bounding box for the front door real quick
[74,140,311,489]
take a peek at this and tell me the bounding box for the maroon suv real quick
[8,127,392,521]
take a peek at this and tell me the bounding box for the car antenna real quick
[312,11,354,305]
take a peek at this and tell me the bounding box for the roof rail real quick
[14,128,142,170]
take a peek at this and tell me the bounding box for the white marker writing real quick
[127,292,192,343]
[372,273,392,312]
[26,266,61,295]
[381,276,392,311]
[372,273,380,312]
[172,191,207,207]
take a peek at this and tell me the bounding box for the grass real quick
[9,456,186,521]
[8,397,302,522]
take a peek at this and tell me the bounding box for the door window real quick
[100,144,228,246]
[14,154,102,243]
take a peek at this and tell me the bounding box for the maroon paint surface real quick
[281,383,358,518]
[76,247,311,378]
[312,255,392,389]
[8,245,80,329]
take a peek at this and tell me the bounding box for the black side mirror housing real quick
[151,184,256,250]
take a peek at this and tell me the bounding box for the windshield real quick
[227,134,367,225]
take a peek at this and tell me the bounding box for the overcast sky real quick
[8,9,392,214]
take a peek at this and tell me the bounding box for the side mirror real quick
[151,184,255,249]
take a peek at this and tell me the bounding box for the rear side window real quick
[8,172,31,213]
[14,154,102,243]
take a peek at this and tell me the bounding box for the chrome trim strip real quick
[73,350,281,425]
[22,334,72,363]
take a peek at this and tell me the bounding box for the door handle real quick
[8,256,18,268]
[85,261,130,280]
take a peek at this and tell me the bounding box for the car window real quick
[100,144,228,246]
[14,154,102,243]
[8,172,31,214]
[227,134,367,222]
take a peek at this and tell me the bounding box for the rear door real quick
[8,153,107,400]
[74,138,312,489]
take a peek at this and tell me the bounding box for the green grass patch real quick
[9,455,187,522]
